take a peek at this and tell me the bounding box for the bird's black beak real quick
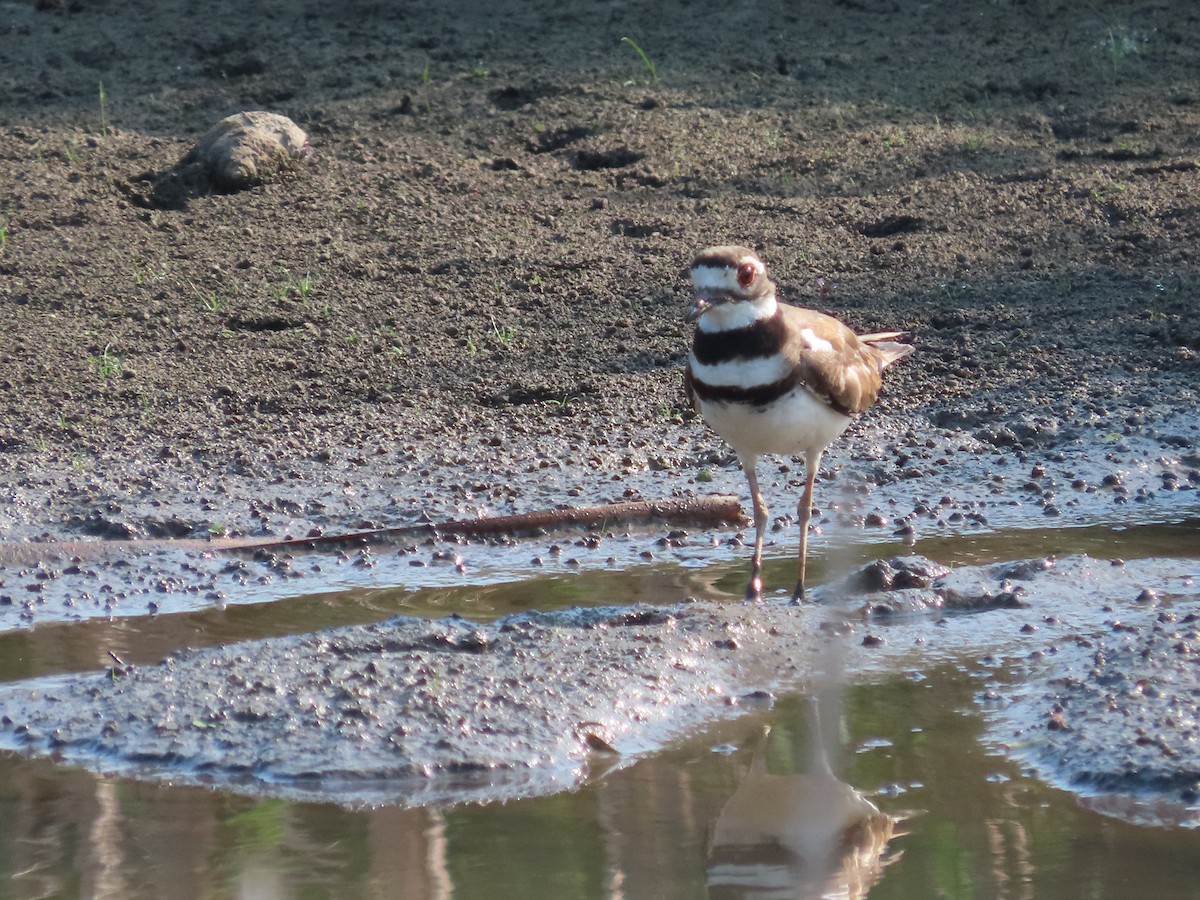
[686,292,727,323]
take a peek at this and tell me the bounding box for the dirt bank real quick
[1,0,1197,546]
[1,553,1197,811]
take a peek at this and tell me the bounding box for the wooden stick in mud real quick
[214,494,744,553]
[0,495,744,564]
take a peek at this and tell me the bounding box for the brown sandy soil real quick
[0,0,1198,539]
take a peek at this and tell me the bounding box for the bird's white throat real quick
[697,294,778,333]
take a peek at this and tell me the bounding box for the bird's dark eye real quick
[736,262,757,288]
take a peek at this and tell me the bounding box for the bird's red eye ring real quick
[736,262,757,288]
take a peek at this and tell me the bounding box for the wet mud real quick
[2,546,1197,814]
[3,410,1197,631]
[1,381,1198,816]
[986,555,1200,821]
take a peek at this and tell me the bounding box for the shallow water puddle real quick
[0,518,1198,898]
[2,518,1195,681]
[2,663,1199,899]
[4,449,1197,634]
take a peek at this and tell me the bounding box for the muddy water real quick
[3,518,1195,682]
[0,519,1198,897]
[3,661,1199,898]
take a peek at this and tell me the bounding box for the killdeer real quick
[684,246,913,602]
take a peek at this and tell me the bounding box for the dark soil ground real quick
[1,0,1199,811]
[2,0,1198,542]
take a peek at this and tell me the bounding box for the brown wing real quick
[780,306,912,415]
[861,333,915,371]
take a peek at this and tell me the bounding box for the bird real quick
[683,245,914,603]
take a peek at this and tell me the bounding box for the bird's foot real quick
[789,581,806,605]
[744,576,763,603]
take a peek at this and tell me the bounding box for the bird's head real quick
[686,246,776,323]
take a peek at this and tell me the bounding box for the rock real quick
[846,556,950,593]
[185,111,311,190]
[994,557,1054,581]
[142,111,312,208]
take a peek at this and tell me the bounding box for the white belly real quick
[698,387,851,459]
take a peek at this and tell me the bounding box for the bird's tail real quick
[860,331,914,369]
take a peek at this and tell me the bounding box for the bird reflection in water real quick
[707,699,901,899]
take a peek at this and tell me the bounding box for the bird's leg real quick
[791,453,822,604]
[741,455,767,601]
